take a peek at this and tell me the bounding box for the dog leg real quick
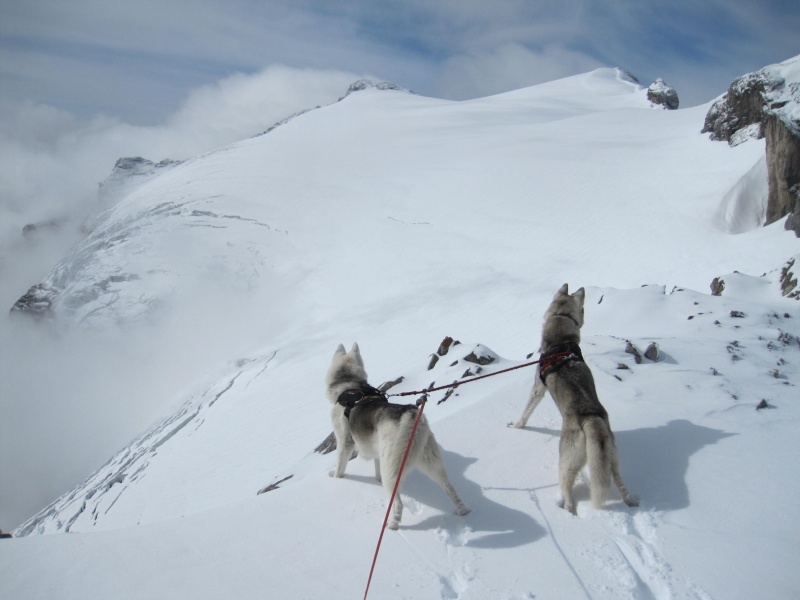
[374,459,382,483]
[330,435,355,478]
[510,368,546,428]
[419,443,470,516]
[558,428,586,515]
[609,447,639,507]
[381,471,404,530]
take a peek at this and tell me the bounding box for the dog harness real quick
[538,342,584,384]
[336,383,388,418]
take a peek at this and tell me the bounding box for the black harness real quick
[538,341,584,384]
[336,382,388,418]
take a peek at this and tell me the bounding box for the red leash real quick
[362,352,572,598]
[362,395,428,600]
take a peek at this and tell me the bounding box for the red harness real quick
[538,343,584,384]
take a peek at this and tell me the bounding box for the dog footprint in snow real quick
[436,523,473,547]
[402,496,423,515]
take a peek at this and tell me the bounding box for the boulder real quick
[647,78,679,110]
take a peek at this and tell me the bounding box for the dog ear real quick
[334,343,346,357]
[572,287,586,305]
[350,342,365,367]
[556,283,569,297]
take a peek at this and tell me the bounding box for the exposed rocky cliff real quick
[702,56,800,235]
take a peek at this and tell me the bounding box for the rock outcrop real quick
[341,79,412,100]
[98,156,182,206]
[781,258,798,299]
[647,78,679,110]
[702,56,800,235]
[764,113,800,228]
[702,70,778,143]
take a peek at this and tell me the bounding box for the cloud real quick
[434,43,605,100]
[0,64,361,530]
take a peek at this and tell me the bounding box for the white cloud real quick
[0,64,363,313]
[434,43,605,100]
[0,66,363,529]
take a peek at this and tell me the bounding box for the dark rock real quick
[314,432,337,454]
[710,277,725,296]
[22,219,62,237]
[764,114,800,227]
[461,366,482,378]
[378,377,404,393]
[625,341,643,364]
[702,70,776,142]
[427,354,439,370]
[647,78,679,110]
[780,258,798,298]
[257,474,293,495]
[463,351,495,366]
[341,80,412,100]
[644,342,660,362]
[756,399,769,410]
[438,387,456,405]
[10,283,58,317]
[730,310,746,318]
[437,336,454,356]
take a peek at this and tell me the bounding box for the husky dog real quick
[511,284,639,514]
[326,343,470,530]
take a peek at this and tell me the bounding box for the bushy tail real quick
[381,410,430,484]
[583,417,612,509]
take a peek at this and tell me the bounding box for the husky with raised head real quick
[511,284,639,514]
[326,343,470,530]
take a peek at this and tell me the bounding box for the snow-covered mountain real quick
[2,65,799,599]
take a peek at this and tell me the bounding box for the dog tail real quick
[583,417,612,509]
[381,409,430,483]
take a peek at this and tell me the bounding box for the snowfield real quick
[2,66,799,599]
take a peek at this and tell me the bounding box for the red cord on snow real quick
[362,396,428,600]
[363,353,571,598]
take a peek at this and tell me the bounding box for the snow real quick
[2,66,800,599]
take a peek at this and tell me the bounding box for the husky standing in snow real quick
[326,343,470,530]
[511,284,639,514]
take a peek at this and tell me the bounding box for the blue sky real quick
[1,0,798,123]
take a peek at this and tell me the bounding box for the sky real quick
[2,0,799,123]
[0,0,798,531]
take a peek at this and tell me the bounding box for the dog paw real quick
[455,505,471,516]
[328,470,344,478]
[387,521,400,531]
[624,495,640,508]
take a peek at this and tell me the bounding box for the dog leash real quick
[363,394,428,600]
[363,352,573,598]
[385,353,573,399]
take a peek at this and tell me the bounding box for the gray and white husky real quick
[326,343,470,530]
[511,284,639,514]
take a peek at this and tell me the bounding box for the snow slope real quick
[2,68,799,599]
